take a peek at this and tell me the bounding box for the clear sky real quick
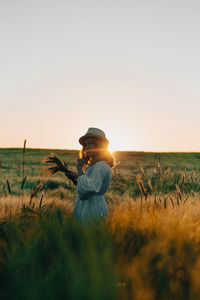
[1,0,200,152]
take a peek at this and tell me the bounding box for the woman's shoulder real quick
[93,160,112,172]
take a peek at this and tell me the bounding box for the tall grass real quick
[21,139,26,205]
[1,193,200,299]
[0,209,117,300]
[1,148,200,299]
[106,195,200,300]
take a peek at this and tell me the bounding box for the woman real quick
[67,127,116,222]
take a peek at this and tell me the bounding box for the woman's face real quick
[83,137,105,158]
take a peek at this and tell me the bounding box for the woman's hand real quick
[76,158,86,176]
[64,170,78,185]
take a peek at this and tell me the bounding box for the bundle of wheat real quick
[41,152,78,185]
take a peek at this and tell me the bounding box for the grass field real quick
[1,148,200,299]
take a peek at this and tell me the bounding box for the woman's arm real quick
[76,162,108,200]
[63,157,86,185]
[64,160,85,185]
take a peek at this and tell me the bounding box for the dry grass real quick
[0,193,74,220]
[105,194,200,300]
[1,147,200,299]
[1,188,200,299]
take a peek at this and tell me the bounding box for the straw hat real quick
[79,127,109,146]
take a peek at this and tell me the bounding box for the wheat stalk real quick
[22,139,26,178]
[41,152,78,185]
[6,178,12,194]
[21,176,27,189]
[21,139,27,207]
[30,182,44,205]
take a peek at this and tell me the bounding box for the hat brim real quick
[79,133,109,146]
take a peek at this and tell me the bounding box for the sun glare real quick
[108,139,132,153]
[108,143,120,154]
[106,130,135,153]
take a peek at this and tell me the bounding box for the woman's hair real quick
[79,138,117,172]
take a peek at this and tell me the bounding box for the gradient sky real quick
[1,0,200,152]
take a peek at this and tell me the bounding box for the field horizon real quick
[1,147,200,154]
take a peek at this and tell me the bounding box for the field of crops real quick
[1,148,200,299]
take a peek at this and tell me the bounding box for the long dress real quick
[73,160,112,222]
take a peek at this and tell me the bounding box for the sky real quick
[0,0,200,152]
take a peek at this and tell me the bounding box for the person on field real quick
[70,127,116,222]
[43,127,116,222]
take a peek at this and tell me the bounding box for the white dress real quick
[73,160,112,221]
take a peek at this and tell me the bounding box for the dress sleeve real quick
[76,162,107,200]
